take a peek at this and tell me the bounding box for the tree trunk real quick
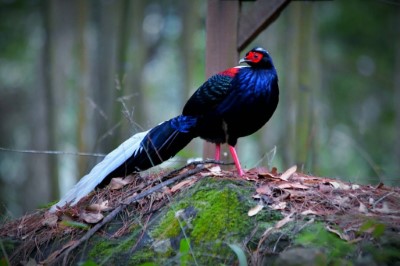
[41,0,59,200]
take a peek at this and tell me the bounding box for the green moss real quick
[294,223,354,263]
[190,187,248,243]
[128,250,157,265]
[88,238,116,261]
[88,233,138,264]
[151,202,189,239]
[147,178,256,265]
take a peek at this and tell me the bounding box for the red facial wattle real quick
[245,51,263,63]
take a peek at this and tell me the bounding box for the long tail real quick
[50,115,197,212]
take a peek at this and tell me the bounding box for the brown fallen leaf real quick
[279,165,297,181]
[277,182,309,190]
[86,200,110,212]
[42,212,58,227]
[358,202,368,213]
[326,225,351,241]
[258,173,276,179]
[256,185,272,195]
[80,211,104,224]
[271,201,287,210]
[248,204,264,217]
[300,209,319,216]
[208,165,223,175]
[328,181,350,190]
[109,177,130,190]
[247,166,269,175]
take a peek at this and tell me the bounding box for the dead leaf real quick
[329,181,350,190]
[326,225,351,241]
[42,212,58,227]
[208,165,223,175]
[279,165,297,181]
[248,204,264,216]
[247,166,269,175]
[301,210,318,216]
[277,182,309,190]
[80,211,104,224]
[332,196,351,207]
[272,188,290,200]
[318,183,333,193]
[358,202,368,213]
[369,197,374,204]
[123,174,136,184]
[256,185,272,195]
[86,200,110,212]
[257,170,277,179]
[109,177,130,190]
[271,202,287,210]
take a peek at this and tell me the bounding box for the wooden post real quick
[203,0,290,161]
[203,0,239,159]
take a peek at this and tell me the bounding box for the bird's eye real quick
[254,54,259,58]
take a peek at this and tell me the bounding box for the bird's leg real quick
[215,143,221,160]
[228,146,244,176]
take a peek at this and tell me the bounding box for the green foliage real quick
[60,221,89,230]
[38,201,58,210]
[79,260,99,266]
[228,243,248,266]
[179,238,190,266]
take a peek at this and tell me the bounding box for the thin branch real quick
[373,192,395,209]
[0,147,105,157]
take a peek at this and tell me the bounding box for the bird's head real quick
[239,47,274,69]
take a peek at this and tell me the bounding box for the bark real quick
[76,0,90,177]
[41,0,59,200]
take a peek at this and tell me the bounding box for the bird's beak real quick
[238,57,247,64]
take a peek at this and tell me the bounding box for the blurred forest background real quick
[0,0,399,217]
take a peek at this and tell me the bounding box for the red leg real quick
[229,146,244,176]
[215,143,221,160]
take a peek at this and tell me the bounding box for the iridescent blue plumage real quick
[51,47,279,211]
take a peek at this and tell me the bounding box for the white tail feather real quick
[49,130,149,212]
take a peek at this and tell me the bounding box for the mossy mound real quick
[1,165,400,266]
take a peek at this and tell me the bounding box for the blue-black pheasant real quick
[51,47,279,211]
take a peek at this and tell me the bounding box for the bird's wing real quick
[182,67,244,116]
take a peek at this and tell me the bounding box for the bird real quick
[50,47,279,212]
